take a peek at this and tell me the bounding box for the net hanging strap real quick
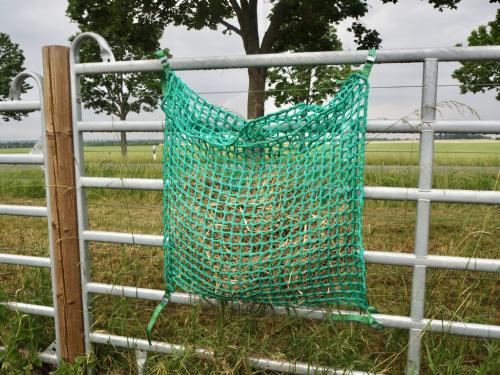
[146,48,380,345]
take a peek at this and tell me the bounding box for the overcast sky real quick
[0,0,498,141]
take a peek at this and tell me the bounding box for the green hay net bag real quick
[147,50,381,342]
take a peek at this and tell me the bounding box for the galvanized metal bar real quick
[364,187,500,205]
[364,251,500,273]
[10,71,64,363]
[69,40,94,358]
[1,302,55,317]
[82,230,163,247]
[75,46,500,75]
[0,154,44,164]
[0,346,58,365]
[90,332,377,375]
[407,58,438,375]
[76,119,500,134]
[0,100,41,112]
[0,204,47,217]
[87,283,500,339]
[80,176,163,190]
[78,177,500,205]
[80,230,500,272]
[0,253,51,268]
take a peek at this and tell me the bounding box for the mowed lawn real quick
[0,140,499,374]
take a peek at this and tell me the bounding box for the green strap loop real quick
[146,294,169,345]
[328,309,383,330]
[361,48,377,77]
[155,49,171,95]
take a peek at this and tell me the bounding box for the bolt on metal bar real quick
[0,154,44,165]
[76,119,500,134]
[0,253,51,268]
[0,205,48,217]
[407,58,438,375]
[82,230,163,247]
[90,332,378,375]
[74,46,500,75]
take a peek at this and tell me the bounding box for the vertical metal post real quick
[69,48,92,356]
[406,58,438,374]
[68,33,115,367]
[10,71,63,364]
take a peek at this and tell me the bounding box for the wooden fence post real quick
[42,45,85,363]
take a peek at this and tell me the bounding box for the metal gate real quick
[1,32,499,374]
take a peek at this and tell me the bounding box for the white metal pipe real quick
[0,100,40,112]
[85,288,500,339]
[78,177,500,205]
[3,70,63,364]
[76,119,500,134]
[364,251,500,272]
[82,230,163,247]
[0,253,51,268]
[81,231,500,272]
[1,302,55,317]
[70,33,95,358]
[75,46,500,74]
[407,58,438,375]
[80,176,163,190]
[90,332,377,375]
[0,204,47,217]
[0,154,44,164]
[0,346,58,365]
[364,187,500,205]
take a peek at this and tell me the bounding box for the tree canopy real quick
[66,0,171,155]
[155,0,497,118]
[0,33,30,121]
[453,9,500,100]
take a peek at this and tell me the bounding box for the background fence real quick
[0,33,499,374]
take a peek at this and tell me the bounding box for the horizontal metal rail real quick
[0,346,58,365]
[0,204,47,217]
[79,177,500,205]
[80,176,163,190]
[82,230,163,247]
[82,231,499,272]
[90,332,376,375]
[77,119,500,134]
[0,100,41,112]
[86,283,500,339]
[0,253,51,268]
[75,46,500,74]
[1,302,55,317]
[0,154,44,165]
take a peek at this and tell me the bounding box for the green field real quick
[0,140,499,374]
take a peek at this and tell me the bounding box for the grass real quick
[0,140,499,374]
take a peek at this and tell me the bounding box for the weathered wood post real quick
[42,45,85,362]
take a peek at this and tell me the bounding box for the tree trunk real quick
[247,67,267,119]
[120,131,127,157]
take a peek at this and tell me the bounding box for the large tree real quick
[66,0,171,156]
[452,9,500,100]
[157,0,498,118]
[0,33,30,121]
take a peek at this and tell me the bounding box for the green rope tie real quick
[146,294,169,345]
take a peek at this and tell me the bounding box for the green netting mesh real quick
[148,50,380,341]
